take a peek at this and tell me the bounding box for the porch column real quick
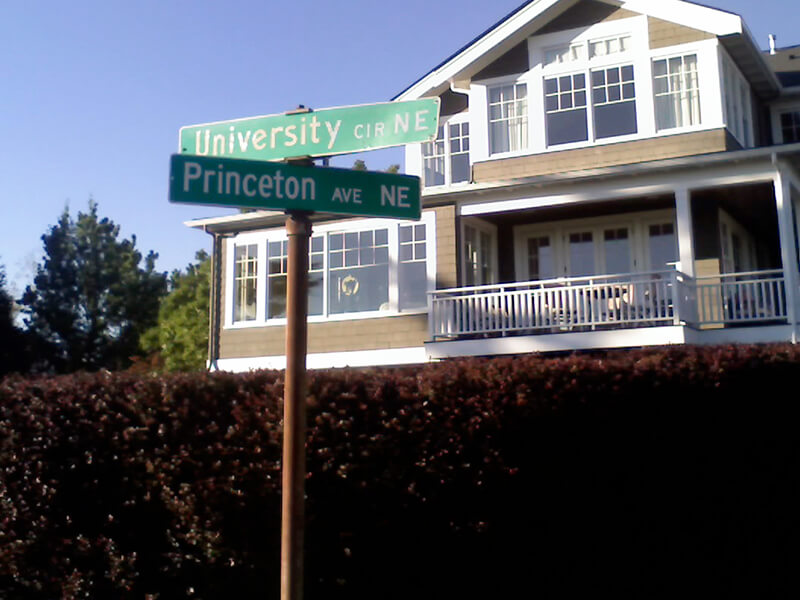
[674,187,695,278]
[773,167,800,335]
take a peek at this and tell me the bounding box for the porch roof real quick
[183,143,800,234]
[420,142,800,202]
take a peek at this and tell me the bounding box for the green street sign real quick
[169,154,421,220]
[179,99,440,161]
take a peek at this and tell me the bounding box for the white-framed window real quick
[422,115,470,187]
[233,244,258,322]
[536,20,641,149]
[544,42,585,66]
[588,34,631,59]
[652,53,701,131]
[721,53,753,147]
[225,213,436,327]
[488,82,528,155]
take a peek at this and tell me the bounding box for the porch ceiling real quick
[478,194,675,226]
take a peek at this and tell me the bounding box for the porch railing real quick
[429,270,687,340]
[428,269,788,340]
[692,269,787,325]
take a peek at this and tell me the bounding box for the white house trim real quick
[215,346,429,372]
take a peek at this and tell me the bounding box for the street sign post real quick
[179,98,440,161]
[169,153,421,220]
[174,100,437,600]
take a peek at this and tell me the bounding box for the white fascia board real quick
[184,210,282,230]
[396,0,566,102]
[616,0,742,37]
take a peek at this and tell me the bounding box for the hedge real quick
[1,344,799,598]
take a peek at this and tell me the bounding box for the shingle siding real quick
[473,129,733,183]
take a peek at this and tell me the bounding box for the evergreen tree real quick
[0,262,30,376]
[140,250,210,372]
[21,201,167,373]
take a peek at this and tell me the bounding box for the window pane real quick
[569,232,594,277]
[528,237,554,280]
[546,108,588,145]
[234,244,258,322]
[451,153,470,183]
[595,102,638,138]
[329,265,389,314]
[268,277,287,319]
[604,228,631,274]
[649,223,677,270]
[308,272,323,316]
[399,262,427,309]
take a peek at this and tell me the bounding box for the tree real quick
[352,159,401,173]
[140,250,210,372]
[21,200,167,373]
[0,262,30,376]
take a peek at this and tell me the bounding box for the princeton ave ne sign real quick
[169,153,421,220]
[180,98,440,161]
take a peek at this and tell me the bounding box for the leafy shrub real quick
[1,344,799,598]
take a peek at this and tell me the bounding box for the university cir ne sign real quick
[169,154,421,220]
[179,98,440,160]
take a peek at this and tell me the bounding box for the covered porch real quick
[425,148,800,357]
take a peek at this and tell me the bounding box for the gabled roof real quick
[395,0,779,101]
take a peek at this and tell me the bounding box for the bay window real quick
[226,214,435,326]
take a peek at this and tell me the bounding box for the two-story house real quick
[187,0,800,371]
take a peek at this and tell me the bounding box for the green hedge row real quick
[1,344,799,598]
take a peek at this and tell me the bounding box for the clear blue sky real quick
[1,0,796,297]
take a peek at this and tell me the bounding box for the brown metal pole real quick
[281,211,311,600]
